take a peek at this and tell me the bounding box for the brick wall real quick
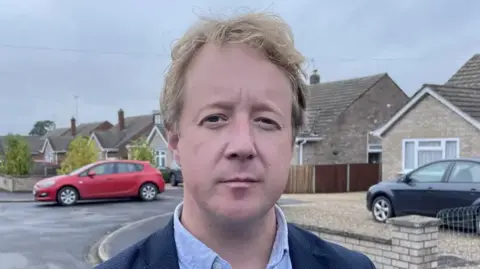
[0,175,43,192]
[56,152,67,164]
[296,215,441,269]
[95,121,114,132]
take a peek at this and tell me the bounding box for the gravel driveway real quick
[280,192,480,265]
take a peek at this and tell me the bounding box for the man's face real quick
[170,43,293,223]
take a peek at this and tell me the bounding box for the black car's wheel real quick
[170,173,178,186]
[372,196,393,223]
[139,183,158,201]
[56,186,79,206]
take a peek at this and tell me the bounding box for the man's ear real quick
[167,130,181,165]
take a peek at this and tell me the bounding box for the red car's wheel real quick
[56,186,79,206]
[139,183,158,201]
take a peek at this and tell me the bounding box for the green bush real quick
[58,136,98,175]
[3,134,32,176]
[129,138,155,166]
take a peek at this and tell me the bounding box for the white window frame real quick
[401,138,460,173]
[155,150,167,167]
[154,114,162,125]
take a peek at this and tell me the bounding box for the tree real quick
[58,136,98,175]
[129,138,155,166]
[29,120,56,136]
[3,134,32,176]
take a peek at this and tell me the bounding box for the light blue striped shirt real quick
[173,202,292,269]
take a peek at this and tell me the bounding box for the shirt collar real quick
[173,201,289,268]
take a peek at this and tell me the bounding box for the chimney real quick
[70,117,76,136]
[118,109,125,131]
[309,69,320,85]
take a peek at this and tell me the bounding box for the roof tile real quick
[445,54,480,88]
[305,73,387,135]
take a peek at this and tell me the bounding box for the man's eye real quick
[255,117,280,129]
[201,115,226,124]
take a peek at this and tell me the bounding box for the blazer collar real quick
[140,218,332,269]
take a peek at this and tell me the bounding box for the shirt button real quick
[212,262,222,269]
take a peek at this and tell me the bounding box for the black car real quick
[169,162,183,186]
[366,158,480,228]
[169,168,183,186]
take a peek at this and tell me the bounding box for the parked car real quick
[366,158,480,229]
[169,161,183,186]
[157,166,171,183]
[169,167,183,186]
[33,160,165,206]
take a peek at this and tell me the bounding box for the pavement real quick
[96,196,307,262]
[0,191,34,203]
[0,188,184,269]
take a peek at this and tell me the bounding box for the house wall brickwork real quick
[311,76,408,164]
[300,143,317,165]
[95,121,114,132]
[56,152,67,164]
[381,95,480,180]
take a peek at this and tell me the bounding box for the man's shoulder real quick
[288,223,376,268]
[93,228,165,269]
[93,239,144,269]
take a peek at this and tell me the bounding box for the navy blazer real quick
[94,218,376,269]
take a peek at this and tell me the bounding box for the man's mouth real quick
[220,176,260,186]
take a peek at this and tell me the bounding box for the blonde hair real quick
[160,12,307,138]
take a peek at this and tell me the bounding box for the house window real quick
[44,150,55,163]
[154,114,162,125]
[155,150,166,167]
[402,138,459,172]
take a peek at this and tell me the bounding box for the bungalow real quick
[39,117,113,164]
[90,109,155,160]
[371,53,480,179]
[294,70,408,165]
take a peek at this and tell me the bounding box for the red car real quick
[33,160,165,206]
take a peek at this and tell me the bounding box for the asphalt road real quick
[0,188,183,269]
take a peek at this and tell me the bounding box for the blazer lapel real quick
[141,217,180,269]
[288,223,331,269]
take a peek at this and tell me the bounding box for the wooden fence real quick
[284,163,381,194]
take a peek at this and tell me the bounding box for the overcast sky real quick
[0,0,479,135]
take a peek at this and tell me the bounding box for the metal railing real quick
[436,205,480,268]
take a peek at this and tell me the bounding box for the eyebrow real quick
[251,101,284,117]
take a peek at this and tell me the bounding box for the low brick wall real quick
[295,215,441,269]
[0,175,43,192]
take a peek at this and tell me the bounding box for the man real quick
[95,12,376,269]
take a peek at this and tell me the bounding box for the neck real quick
[181,197,278,268]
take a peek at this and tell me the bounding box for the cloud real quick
[0,0,478,134]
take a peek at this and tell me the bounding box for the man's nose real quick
[224,117,257,161]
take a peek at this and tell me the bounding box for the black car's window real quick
[448,161,480,183]
[409,161,450,183]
